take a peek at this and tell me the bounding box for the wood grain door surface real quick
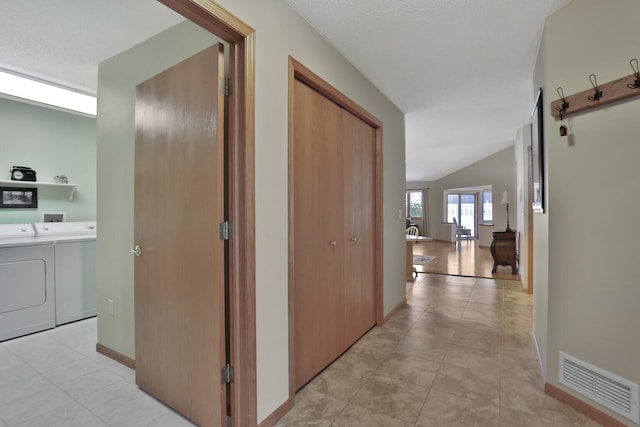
[134,44,226,427]
[293,80,345,389]
[292,80,376,390]
[342,108,376,346]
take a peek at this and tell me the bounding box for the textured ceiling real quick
[0,1,184,94]
[1,0,571,182]
[286,0,572,181]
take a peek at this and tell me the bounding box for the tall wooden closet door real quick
[293,80,345,389]
[342,109,376,345]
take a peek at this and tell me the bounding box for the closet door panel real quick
[342,109,376,346]
[293,80,345,389]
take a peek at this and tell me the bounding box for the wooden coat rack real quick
[551,59,640,120]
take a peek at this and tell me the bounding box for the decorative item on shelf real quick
[500,189,512,232]
[53,175,69,184]
[559,123,569,137]
[10,166,37,182]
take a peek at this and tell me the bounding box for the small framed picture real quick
[0,187,38,208]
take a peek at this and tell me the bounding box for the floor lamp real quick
[500,190,512,232]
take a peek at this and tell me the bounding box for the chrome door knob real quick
[329,241,337,247]
[351,237,358,242]
[130,245,142,256]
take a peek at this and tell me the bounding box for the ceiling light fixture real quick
[0,69,96,116]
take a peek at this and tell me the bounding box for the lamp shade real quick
[500,190,509,205]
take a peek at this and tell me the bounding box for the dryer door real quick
[0,244,55,341]
[0,259,46,313]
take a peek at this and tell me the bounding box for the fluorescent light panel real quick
[0,69,96,116]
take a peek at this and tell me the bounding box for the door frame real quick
[287,56,384,404]
[158,1,256,424]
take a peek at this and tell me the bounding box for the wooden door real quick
[134,44,226,427]
[293,80,345,389]
[342,109,376,345]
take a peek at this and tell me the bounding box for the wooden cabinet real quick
[490,231,518,274]
[292,80,376,389]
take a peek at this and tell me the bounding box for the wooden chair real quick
[406,225,419,236]
[405,226,420,278]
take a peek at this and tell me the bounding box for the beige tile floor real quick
[276,274,602,426]
[0,274,603,426]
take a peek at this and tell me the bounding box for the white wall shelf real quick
[0,179,79,201]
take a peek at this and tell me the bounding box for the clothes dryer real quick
[0,224,55,341]
[33,222,97,325]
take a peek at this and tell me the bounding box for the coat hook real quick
[628,59,640,89]
[588,74,602,101]
[556,87,569,119]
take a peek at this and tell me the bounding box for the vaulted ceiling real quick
[1,0,571,182]
[286,0,572,181]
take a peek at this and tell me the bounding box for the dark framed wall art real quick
[530,88,545,213]
[0,187,38,208]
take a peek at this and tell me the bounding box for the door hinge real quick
[221,364,234,384]
[224,78,232,96]
[219,221,232,240]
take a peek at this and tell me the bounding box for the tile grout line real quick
[0,318,139,427]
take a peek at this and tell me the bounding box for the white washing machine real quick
[0,224,55,341]
[33,222,97,325]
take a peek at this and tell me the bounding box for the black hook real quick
[628,58,640,89]
[556,87,569,120]
[587,74,602,101]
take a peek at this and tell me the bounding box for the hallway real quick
[0,274,599,426]
[276,274,598,426]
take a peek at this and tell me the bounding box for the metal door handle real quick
[351,237,358,242]
[131,245,142,256]
[329,241,337,247]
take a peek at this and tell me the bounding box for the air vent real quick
[559,352,639,423]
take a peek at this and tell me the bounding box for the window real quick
[446,194,459,223]
[482,190,492,224]
[446,192,476,237]
[406,190,423,219]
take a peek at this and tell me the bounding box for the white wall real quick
[477,225,493,248]
[212,2,406,420]
[514,125,532,291]
[540,1,640,424]
[404,184,436,237]
[96,3,407,423]
[0,98,96,223]
[531,14,549,379]
[533,213,548,378]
